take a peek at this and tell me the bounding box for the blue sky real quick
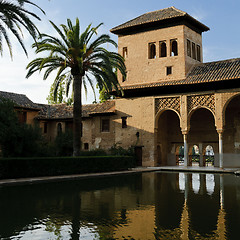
[1,0,240,104]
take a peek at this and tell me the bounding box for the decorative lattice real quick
[155,97,180,115]
[187,94,215,114]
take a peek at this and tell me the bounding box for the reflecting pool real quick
[0,172,240,239]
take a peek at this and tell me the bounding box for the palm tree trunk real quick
[73,74,82,156]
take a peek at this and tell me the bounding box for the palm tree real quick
[26,18,126,156]
[0,0,44,58]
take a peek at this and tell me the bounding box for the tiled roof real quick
[0,91,40,109]
[119,58,240,91]
[37,101,115,120]
[111,6,209,34]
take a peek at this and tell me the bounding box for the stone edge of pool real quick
[0,166,239,187]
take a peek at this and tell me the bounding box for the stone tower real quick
[111,7,209,87]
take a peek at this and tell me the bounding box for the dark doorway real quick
[134,146,143,166]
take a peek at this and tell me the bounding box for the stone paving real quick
[0,166,239,187]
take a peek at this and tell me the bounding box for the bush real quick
[54,130,73,156]
[109,145,135,156]
[0,156,135,179]
[0,98,49,158]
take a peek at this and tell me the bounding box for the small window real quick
[192,42,196,60]
[196,45,201,62]
[171,39,178,56]
[122,117,127,128]
[57,123,62,135]
[159,41,167,57]
[148,43,156,59]
[166,66,172,75]
[123,47,128,58]
[101,119,110,132]
[84,143,89,150]
[44,122,48,134]
[187,39,191,57]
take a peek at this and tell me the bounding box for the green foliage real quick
[0,98,49,157]
[109,144,135,156]
[0,0,45,58]
[0,156,135,179]
[46,79,73,105]
[54,130,73,156]
[26,18,126,156]
[97,84,115,103]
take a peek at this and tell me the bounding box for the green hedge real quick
[0,156,135,179]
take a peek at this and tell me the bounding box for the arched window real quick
[171,39,178,56]
[159,41,167,57]
[57,123,62,135]
[149,43,156,59]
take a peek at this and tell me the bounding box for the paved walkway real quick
[0,166,239,187]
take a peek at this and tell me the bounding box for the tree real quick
[26,18,126,156]
[0,0,44,58]
[47,78,73,105]
[0,98,44,157]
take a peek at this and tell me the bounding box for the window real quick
[84,143,89,150]
[57,123,62,135]
[159,41,167,57]
[196,45,201,62]
[123,47,128,58]
[192,42,196,60]
[187,39,191,57]
[148,43,156,59]
[166,66,172,75]
[121,117,127,128]
[101,119,110,132]
[171,39,178,56]
[17,111,27,124]
[44,122,48,134]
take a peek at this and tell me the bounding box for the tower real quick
[111,7,209,88]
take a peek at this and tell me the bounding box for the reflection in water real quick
[192,173,200,194]
[0,172,238,239]
[179,173,185,192]
[206,174,215,195]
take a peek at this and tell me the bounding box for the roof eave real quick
[111,15,209,35]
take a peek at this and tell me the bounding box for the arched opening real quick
[204,145,214,166]
[159,41,167,57]
[188,108,218,167]
[149,43,156,59]
[171,40,178,56]
[156,110,182,166]
[176,145,184,165]
[189,145,200,166]
[223,95,240,166]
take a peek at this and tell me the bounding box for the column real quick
[199,143,203,167]
[183,134,188,167]
[218,132,223,168]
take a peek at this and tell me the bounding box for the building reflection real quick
[0,172,232,239]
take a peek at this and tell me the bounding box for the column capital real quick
[182,130,189,135]
[217,129,224,134]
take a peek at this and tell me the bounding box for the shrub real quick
[54,130,73,156]
[0,98,47,157]
[109,145,135,156]
[0,156,135,179]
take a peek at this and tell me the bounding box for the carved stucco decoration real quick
[155,97,180,116]
[187,94,215,116]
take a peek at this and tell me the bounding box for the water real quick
[0,172,240,240]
